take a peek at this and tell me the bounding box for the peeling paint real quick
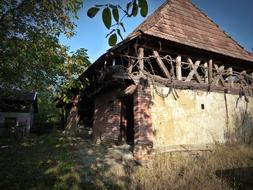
[151,86,253,150]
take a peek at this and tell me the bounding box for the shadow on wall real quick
[229,102,253,144]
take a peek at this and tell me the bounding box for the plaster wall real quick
[151,86,253,151]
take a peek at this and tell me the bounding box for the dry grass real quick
[129,144,253,190]
[2,131,253,190]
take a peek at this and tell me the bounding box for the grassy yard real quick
[0,132,83,190]
[0,131,133,190]
[1,131,253,190]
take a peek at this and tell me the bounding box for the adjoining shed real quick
[0,90,38,137]
[67,0,253,160]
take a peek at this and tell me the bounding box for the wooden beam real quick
[176,56,182,80]
[208,59,213,83]
[142,70,253,96]
[227,67,233,88]
[214,64,226,87]
[240,70,247,75]
[204,62,208,84]
[153,50,171,79]
[127,59,134,73]
[185,58,202,83]
[119,84,137,97]
[138,47,144,70]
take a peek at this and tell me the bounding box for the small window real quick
[201,104,205,110]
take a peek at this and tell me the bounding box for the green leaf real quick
[126,2,133,13]
[120,22,126,32]
[117,29,123,40]
[108,33,117,46]
[138,0,148,17]
[87,7,100,18]
[132,3,138,17]
[102,7,111,29]
[112,7,119,23]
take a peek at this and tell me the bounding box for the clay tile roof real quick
[128,0,253,63]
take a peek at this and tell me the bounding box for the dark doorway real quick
[121,95,134,144]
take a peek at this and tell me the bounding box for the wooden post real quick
[138,47,144,71]
[208,59,213,84]
[227,67,233,88]
[176,56,182,80]
[153,50,171,79]
[128,59,133,73]
[204,62,208,84]
[251,73,253,86]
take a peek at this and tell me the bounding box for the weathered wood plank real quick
[204,62,208,84]
[153,50,171,79]
[208,59,213,83]
[227,67,233,88]
[142,70,253,96]
[214,64,226,87]
[176,56,182,80]
[127,59,134,73]
[138,47,144,70]
[185,58,202,83]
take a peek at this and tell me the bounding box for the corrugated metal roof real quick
[128,0,253,62]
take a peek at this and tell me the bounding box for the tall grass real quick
[129,144,253,190]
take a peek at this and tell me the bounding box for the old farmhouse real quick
[66,0,253,159]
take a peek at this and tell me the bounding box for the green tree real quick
[0,0,83,90]
[36,48,90,131]
[54,48,90,104]
[0,0,90,130]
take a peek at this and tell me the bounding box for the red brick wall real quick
[93,89,121,144]
[133,78,153,159]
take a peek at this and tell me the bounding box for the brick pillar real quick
[133,78,153,160]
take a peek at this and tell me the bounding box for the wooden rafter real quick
[153,50,171,79]
[185,58,203,83]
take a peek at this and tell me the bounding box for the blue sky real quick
[59,0,253,63]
